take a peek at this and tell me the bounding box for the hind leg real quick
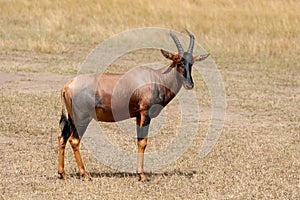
[58,132,68,179]
[69,130,89,179]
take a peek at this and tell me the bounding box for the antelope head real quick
[161,29,210,90]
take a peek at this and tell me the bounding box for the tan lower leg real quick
[69,135,89,178]
[58,134,67,179]
[137,138,148,181]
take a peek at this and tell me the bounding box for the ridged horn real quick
[169,30,184,55]
[185,29,195,54]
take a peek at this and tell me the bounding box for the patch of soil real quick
[0,72,74,94]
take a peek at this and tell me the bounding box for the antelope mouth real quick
[183,81,194,90]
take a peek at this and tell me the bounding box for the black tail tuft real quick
[59,114,75,143]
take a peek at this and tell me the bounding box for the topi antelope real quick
[58,30,210,181]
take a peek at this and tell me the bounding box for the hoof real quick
[58,171,67,180]
[138,173,150,182]
[80,172,92,181]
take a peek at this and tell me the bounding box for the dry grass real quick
[0,0,299,58]
[0,0,299,199]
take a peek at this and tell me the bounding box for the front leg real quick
[136,112,150,182]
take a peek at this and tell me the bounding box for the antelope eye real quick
[181,58,186,64]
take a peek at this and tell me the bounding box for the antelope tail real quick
[59,90,75,143]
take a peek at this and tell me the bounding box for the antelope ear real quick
[161,49,175,60]
[194,53,210,62]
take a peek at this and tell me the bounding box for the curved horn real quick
[185,29,195,54]
[169,30,184,55]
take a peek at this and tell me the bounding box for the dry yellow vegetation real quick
[0,0,299,58]
[0,1,299,199]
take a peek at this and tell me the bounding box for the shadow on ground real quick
[66,169,197,180]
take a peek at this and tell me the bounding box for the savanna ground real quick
[0,0,299,199]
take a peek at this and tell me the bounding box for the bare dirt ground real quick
[0,50,299,200]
